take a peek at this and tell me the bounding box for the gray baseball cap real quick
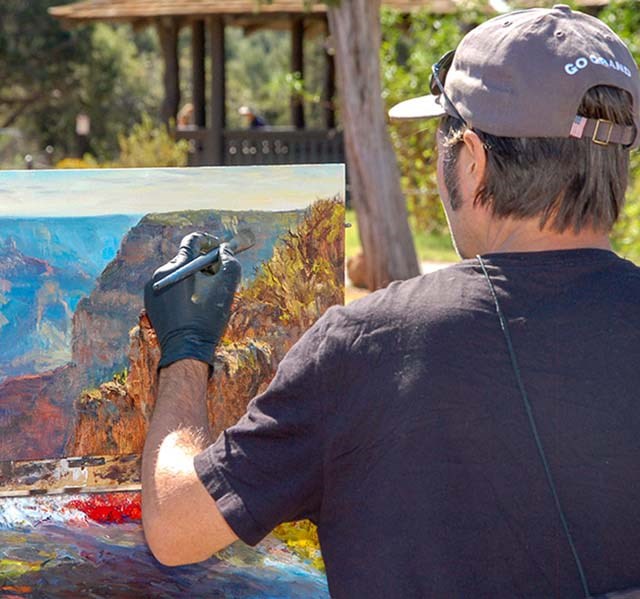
[389,5,640,148]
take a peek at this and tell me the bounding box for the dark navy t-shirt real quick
[195,249,640,598]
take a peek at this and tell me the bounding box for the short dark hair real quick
[440,86,635,233]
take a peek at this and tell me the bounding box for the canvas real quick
[0,164,344,596]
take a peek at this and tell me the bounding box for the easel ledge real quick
[0,454,141,497]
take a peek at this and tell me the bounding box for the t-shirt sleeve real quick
[194,306,345,546]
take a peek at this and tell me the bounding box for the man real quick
[238,105,268,129]
[142,6,640,598]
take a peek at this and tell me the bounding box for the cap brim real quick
[388,94,447,120]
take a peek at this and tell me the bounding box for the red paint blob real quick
[67,492,142,524]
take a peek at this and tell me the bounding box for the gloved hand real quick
[144,232,241,369]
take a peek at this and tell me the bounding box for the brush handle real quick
[152,229,255,292]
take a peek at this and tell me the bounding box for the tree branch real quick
[1,91,47,128]
[0,93,45,105]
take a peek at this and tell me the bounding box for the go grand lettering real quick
[564,54,632,77]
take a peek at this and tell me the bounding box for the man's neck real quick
[481,217,612,255]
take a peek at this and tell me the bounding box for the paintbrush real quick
[152,228,255,292]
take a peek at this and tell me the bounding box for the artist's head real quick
[390,5,640,258]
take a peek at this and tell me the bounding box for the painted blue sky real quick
[0,164,345,217]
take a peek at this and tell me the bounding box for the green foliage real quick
[0,2,162,163]
[599,1,640,61]
[56,115,188,168]
[225,28,291,128]
[110,115,188,168]
[381,9,467,233]
[613,153,640,262]
[0,1,91,118]
[0,0,86,163]
[600,1,640,262]
[78,24,162,160]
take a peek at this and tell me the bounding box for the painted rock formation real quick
[66,313,277,456]
[0,365,77,460]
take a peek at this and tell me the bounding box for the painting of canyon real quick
[0,165,343,596]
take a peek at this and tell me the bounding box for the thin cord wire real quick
[477,255,591,598]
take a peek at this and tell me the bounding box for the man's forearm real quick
[141,359,224,564]
[142,360,210,515]
[142,359,210,507]
[145,359,211,452]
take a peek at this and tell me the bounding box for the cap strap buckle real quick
[592,119,613,146]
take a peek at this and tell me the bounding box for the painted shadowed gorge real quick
[0,216,139,381]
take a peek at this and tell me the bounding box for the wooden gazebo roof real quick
[50,1,326,21]
[50,0,462,24]
[50,0,613,24]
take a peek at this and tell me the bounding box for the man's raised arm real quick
[141,234,241,566]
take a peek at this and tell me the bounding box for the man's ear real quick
[461,130,487,193]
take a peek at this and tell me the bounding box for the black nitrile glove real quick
[144,232,241,369]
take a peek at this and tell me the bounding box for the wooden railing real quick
[177,127,345,166]
[224,129,344,166]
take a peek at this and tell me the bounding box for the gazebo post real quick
[209,15,226,165]
[157,17,181,125]
[323,41,336,130]
[291,17,305,130]
[192,20,206,128]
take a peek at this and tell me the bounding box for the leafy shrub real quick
[112,114,189,168]
[243,197,344,330]
[55,115,189,169]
